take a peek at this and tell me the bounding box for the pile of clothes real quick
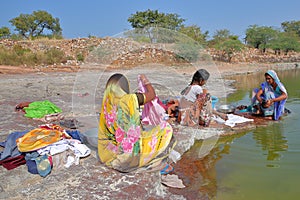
[0,124,90,177]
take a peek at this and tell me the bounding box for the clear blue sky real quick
[1,0,300,39]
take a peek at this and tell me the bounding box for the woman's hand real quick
[264,99,273,108]
[139,74,150,85]
[139,74,156,104]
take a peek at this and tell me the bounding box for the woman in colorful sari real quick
[252,70,288,120]
[98,73,174,173]
[178,69,214,127]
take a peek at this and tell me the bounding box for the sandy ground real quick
[0,62,297,199]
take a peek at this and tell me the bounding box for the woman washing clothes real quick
[252,70,288,120]
[98,73,174,173]
[178,69,225,127]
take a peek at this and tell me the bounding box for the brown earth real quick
[0,65,79,74]
[0,39,298,199]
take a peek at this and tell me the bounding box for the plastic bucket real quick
[211,96,219,109]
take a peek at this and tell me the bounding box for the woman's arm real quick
[256,89,264,104]
[140,74,156,104]
[269,91,287,104]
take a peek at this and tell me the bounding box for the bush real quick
[44,48,66,64]
[76,52,85,62]
[175,41,202,62]
[0,45,66,66]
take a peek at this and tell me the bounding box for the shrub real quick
[0,45,67,66]
[76,52,85,62]
[44,48,66,64]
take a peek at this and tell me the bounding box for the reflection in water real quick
[171,134,245,199]
[174,68,299,199]
[252,123,288,163]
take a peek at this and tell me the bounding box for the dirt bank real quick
[0,62,297,199]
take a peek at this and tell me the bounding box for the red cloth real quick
[0,154,26,170]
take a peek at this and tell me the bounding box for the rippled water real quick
[178,68,300,199]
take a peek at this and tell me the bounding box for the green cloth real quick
[24,100,62,119]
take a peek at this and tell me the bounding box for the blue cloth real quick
[26,154,52,177]
[26,159,39,174]
[66,130,83,142]
[0,131,28,160]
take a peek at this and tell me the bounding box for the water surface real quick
[178,68,300,199]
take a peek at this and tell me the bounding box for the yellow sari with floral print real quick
[98,78,173,172]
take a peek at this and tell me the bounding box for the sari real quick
[252,70,288,120]
[98,74,173,172]
[179,93,213,127]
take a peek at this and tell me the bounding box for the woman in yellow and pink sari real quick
[98,73,174,172]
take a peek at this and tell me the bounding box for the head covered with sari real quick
[265,70,287,95]
[98,73,173,172]
[260,70,288,120]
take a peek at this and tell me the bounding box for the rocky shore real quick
[0,61,298,199]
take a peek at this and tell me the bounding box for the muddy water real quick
[172,68,300,199]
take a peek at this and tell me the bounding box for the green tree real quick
[213,29,231,41]
[127,9,185,43]
[128,9,185,30]
[178,25,208,45]
[209,29,232,46]
[245,25,279,52]
[281,20,300,37]
[213,29,244,62]
[9,10,62,39]
[0,27,11,38]
[268,32,300,55]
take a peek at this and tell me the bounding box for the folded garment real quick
[224,114,254,127]
[0,154,26,170]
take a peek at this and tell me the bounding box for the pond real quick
[175,68,300,199]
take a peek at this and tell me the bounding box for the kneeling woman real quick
[178,69,213,127]
[98,73,173,172]
[252,70,288,120]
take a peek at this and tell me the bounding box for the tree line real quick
[1,9,300,62]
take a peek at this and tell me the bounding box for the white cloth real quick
[161,174,186,188]
[183,85,203,102]
[37,139,91,158]
[211,115,226,124]
[224,114,253,127]
[37,139,91,168]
